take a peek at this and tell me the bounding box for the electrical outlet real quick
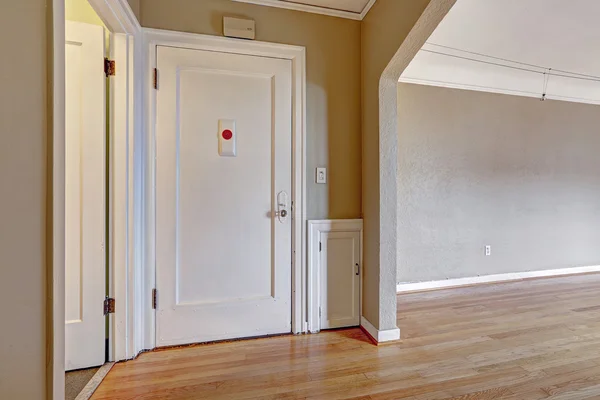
[485,245,491,256]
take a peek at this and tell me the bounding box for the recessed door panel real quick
[320,231,360,330]
[176,69,274,305]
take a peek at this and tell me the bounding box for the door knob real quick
[276,191,289,223]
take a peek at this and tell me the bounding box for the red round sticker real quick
[222,129,233,140]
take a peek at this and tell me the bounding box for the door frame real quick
[50,0,142,398]
[87,0,144,363]
[143,28,307,348]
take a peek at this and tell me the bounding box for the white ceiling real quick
[233,0,376,19]
[400,0,600,104]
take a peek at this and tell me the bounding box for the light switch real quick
[316,167,327,184]
[218,119,236,157]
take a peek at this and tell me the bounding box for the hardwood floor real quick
[92,273,600,399]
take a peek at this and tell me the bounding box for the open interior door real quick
[65,20,106,371]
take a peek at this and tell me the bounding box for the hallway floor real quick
[91,273,600,399]
[65,366,99,400]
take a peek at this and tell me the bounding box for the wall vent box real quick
[223,17,256,40]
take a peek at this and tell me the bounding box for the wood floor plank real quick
[92,273,600,399]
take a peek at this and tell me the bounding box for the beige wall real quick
[360,0,431,329]
[66,0,105,26]
[0,1,47,398]
[127,0,141,21]
[398,83,600,282]
[139,0,362,220]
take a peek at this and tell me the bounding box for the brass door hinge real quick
[104,58,116,77]
[152,288,157,309]
[103,297,115,315]
[153,68,158,89]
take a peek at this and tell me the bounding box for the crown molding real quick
[360,0,377,19]
[232,0,377,20]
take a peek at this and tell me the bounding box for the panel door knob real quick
[276,210,288,218]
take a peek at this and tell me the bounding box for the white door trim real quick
[87,0,143,362]
[143,28,307,349]
[51,1,142,397]
[307,219,363,333]
[231,0,377,20]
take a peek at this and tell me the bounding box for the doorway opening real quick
[60,0,141,398]
[64,1,112,397]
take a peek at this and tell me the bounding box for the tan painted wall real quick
[139,0,362,220]
[127,0,141,21]
[0,2,47,398]
[360,0,431,328]
[398,83,600,283]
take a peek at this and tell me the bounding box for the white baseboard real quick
[397,265,600,293]
[360,316,400,343]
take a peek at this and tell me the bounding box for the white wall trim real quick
[399,39,600,106]
[88,0,141,34]
[397,266,600,294]
[233,0,376,20]
[307,219,363,333]
[360,0,377,19]
[143,28,307,348]
[360,316,400,343]
[399,76,600,106]
[88,0,143,362]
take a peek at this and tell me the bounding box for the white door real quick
[65,21,106,371]
[320,231,361,330]
[155,46,293,346]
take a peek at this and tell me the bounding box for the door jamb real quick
[50,1,142,398]
[87,0,143,363]
[143,28,308,348]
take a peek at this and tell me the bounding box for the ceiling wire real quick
[424,42,600,81]
[419,48,600,83]
[541,69,551,101]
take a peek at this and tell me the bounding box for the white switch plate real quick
[485,245,491,256]
[316,167,327,184]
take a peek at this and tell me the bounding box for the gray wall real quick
[0,1,48,398]
[139,0,362,220]
[397,83,600,283]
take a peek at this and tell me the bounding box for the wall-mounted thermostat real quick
[223,17,256,40]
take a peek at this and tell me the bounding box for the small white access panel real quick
[308,220,362,332]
